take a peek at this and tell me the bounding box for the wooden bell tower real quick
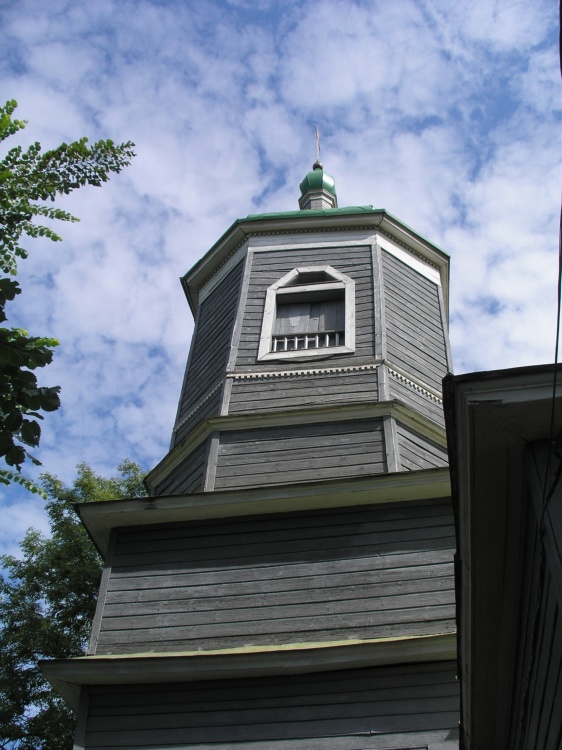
[45,163,460,749]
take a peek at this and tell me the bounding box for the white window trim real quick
[258,265,356,361]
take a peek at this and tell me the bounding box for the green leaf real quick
[20,419,41,447]
[0,98,133,486]
[0,461,146,747]
[5,444,25,468]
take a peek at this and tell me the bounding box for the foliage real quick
[0,100,135,487]
[0,460,147,750]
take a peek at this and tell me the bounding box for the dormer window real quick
[258,266,355,361]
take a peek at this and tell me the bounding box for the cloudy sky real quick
[0,0,560,555]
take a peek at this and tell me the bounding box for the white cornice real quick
[388,365,444,403]
[173,364,444,435]
[42,632,457,711]
[228,362,380,380]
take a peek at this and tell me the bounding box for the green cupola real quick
[298,159,338,210]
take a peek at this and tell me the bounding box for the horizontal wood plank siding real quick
[84,661,459,748]
[236,246,374,371]
[228,369,378,415]
[396,423,448,471]
[173,260,244,447]
[152,439,208,496]
[214,419,386,490]
[96,499,455,654]
[382,251,448,391]
[388,375,445,428]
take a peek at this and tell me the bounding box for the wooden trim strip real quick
[203,431,220,492]
[87,530,117,655]
[373,242,386,361]
[384,415,400,473]
[226,248,254,371]
[438,283,454,373]
[72,686,89,750]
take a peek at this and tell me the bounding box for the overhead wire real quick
[541,0,562,512]
[515,4,562,746]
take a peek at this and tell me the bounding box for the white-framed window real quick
[257,266,355,361]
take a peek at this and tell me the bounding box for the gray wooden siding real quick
[173,260,244,447]
[236,246,374,371]
[382,251,448,391]
[214,419,386,490]
[96,499,455,654]
[152,439,208,496]
[228,369,378,415]
[396,423,448,471]
[388,374,445,428]
[509,500,562,749]
[84,661,459,749]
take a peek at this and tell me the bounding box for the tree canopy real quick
[0,460,147,749]
[0,100,135,489]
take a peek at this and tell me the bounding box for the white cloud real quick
[0,0,559,556]
[0,491,51,559]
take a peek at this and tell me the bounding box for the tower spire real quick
[313,124,322,170]
[299,126,338,210]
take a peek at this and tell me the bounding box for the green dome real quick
[299,161,337,197]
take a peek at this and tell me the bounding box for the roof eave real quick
[77,466,451,558]
[42,633,456,711]
[182,208,449,314]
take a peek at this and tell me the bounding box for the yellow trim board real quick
[78,466,452,557]
[42,632,457,711]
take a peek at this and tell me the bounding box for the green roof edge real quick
[185,207,448,282]
[245,206,375,220]
[244,206,447,257]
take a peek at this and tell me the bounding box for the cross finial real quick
[313,125,323,170]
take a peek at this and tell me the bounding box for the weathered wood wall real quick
[94,499,455,654]
[153,414,447,497]
[160,242,451,498]
[83,661,460,749]
[213,419,386,490]
[395,423,449,472]
[228,368,379,414]
[382,251,449,392]
[235,245,374,371]
[151,439,208,496]
[173,259,244,447]
[147,234,451,513]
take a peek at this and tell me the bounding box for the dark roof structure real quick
[444,364,562,749]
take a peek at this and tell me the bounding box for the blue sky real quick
[0,0,560,554]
